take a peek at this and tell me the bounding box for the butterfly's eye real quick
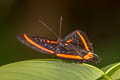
[84,52,94,59]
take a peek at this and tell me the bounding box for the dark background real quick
[0,0,120,68]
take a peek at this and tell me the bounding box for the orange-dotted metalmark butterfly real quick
[17,17,101,63]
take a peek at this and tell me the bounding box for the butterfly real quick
[17,16,101,63]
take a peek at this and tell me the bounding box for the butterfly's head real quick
[84,52,101,63]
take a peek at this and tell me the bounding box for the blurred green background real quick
[0,0,120,68]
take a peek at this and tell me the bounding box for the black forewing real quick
[64,30,93,52]
[17,34,58,55]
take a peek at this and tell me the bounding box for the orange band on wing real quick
[76,32,90,51]
[56,53,83,60]
[46,40,58,44]
[24,34,54,54]
[50,41,58,44]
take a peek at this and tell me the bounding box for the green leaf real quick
[0,59,109,80]
[102,62,120,80]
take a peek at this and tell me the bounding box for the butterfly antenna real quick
[59,16,62,40]
[38,20,58,38]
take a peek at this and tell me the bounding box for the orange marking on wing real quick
[43,40,45,42]
[66,39,73,43]
[24,34,54,54]
[76,32,90,51]
[47,40,50,43]
[50,41,58,44]
[56,53,83,60]
[44,40,58,44]
[84,52,93,59]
